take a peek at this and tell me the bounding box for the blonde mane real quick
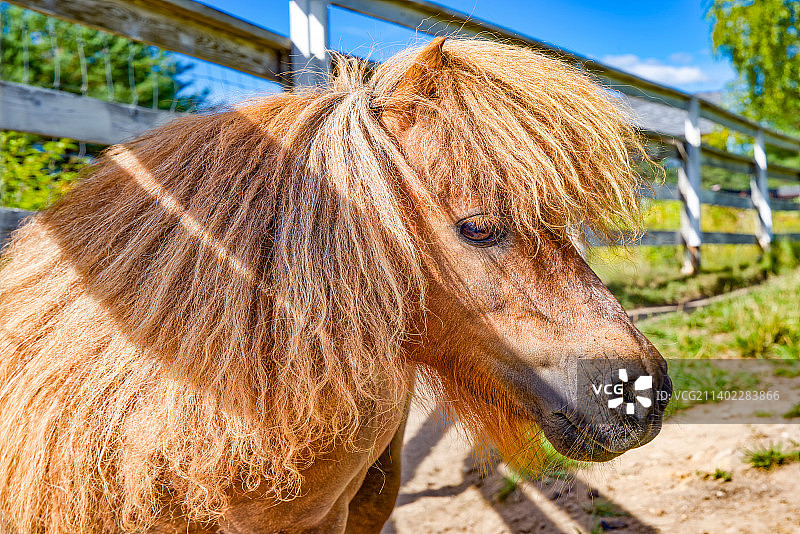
[0,39,643,532]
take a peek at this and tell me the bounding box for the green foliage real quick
[585,498,630,534]
[0,131,86,210]
[743,441,800,469]
[525,432,588,481]
[756,241,800,279]
[702,165,752,191]
[640,195,800,236]
[509,431,587,492]
[707,0,800,135]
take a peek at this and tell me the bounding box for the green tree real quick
[707,0,800,135]
[0,133,84,210]
[0,5,207,209]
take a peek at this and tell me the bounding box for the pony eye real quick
[457,215,506,247]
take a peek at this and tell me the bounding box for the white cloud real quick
[602,54,709,85]
[668,52,694,64]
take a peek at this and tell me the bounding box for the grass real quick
[637,265,800,360]
[531,433,588,478]
[497,432,588,501]
[662,359,761,416]
[743,442,800,470]
[712,468,732,482]
[588,200,800,310]
[510,432,588,483]
[590,244,771,309]
[496,474,520,503]
[699,468,733,482]
[774,366,800,378]
[783,403,800,419]
[583,498,630,517]
[585,498,630,534]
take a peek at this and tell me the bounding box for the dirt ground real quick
[383,380,800,534]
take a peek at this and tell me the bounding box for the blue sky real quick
[190,0,736,102]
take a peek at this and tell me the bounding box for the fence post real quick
[752,129,773,250]
[289,0,330,88]
[679,97,702,274]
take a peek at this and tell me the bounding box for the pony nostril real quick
[607,368,668,435]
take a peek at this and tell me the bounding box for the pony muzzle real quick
[538,364,672,462]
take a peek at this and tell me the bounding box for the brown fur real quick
[0,39,644,532]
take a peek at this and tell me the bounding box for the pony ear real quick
[382,37,445,134]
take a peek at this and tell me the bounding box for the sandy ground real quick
[382,378,800,534]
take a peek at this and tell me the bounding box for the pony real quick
[0,37,671,533]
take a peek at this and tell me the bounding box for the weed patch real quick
[782,403,800,419]
[743,442,800,470]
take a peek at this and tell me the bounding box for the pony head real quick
[370,38,670,463]
[0,37,670,530]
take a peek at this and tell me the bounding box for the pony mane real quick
[0,39,643,532]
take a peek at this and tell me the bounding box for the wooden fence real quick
[2,0,800,273]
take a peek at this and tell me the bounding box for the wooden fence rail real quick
[2,0,800,272]
[0,80,179,145]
